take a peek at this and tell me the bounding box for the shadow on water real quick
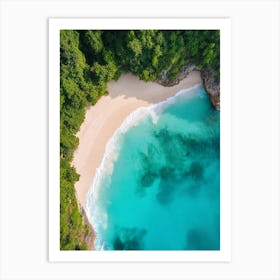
[140,171,157,188]
[113,227,147,250]
[156,161,205,204]
[135,128,209,203]
[132,114,219,206]
[135,144,160,196]
[185,228,211,250]
[156,178,177,205]
[185,161,204,181]
[185,227,220,250]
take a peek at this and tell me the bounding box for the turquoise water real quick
[86,84,220,250]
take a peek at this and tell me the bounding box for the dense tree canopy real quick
[60,29,220,250]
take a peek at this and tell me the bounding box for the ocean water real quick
[86,84,220,250]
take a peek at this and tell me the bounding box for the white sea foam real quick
[85,82,202,250]
[151,82,202,114]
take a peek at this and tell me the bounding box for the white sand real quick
[72,71,202,208]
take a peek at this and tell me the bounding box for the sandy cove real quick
[72,71,202,209]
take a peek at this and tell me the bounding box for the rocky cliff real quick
[201,68,220,111]
[156,62,198,87]
[157,62,220,111]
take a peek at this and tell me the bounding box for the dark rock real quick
[156,62,198,87]
[201,68,220,111]
[156,61,220,111]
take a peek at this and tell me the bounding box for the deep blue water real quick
[87,84,220,250]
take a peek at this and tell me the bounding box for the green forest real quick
[60,30,220,250]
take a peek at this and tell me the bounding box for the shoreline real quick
[71,71,202,210]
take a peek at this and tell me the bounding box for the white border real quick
[49,18,231,262]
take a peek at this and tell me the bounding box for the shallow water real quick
[87,84,220,250]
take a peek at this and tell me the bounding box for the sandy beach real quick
[72,71,202,208]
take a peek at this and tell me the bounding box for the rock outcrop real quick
[201,68,220,111]
[156,62,198,87]
[156,62,220,111]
